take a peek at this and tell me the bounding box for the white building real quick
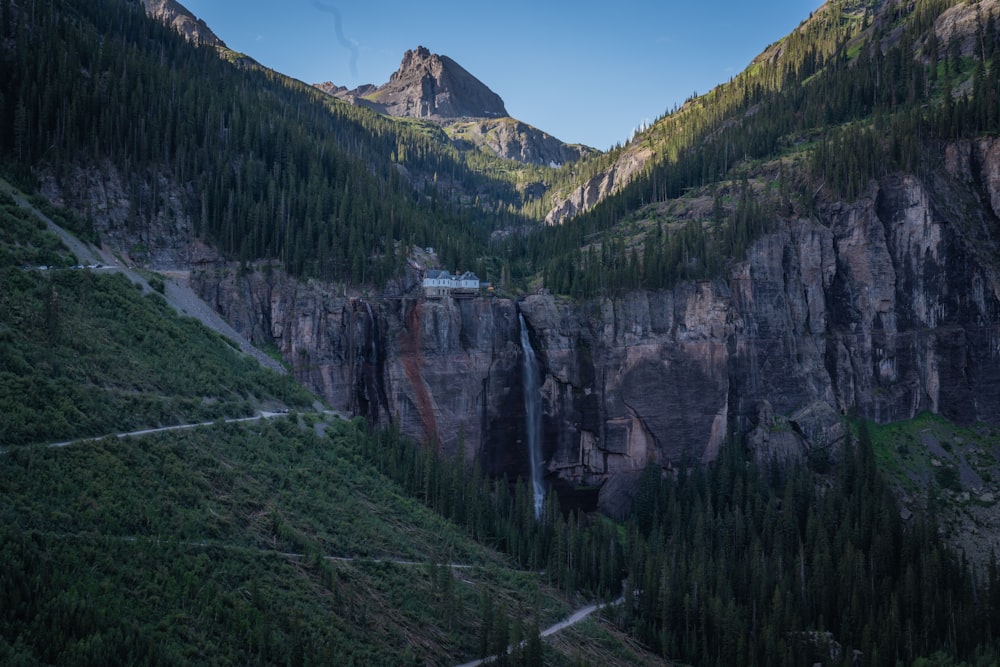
[422,270,480,297]
[422,270,454,297]
[455,271,480,291]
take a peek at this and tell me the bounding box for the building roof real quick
[424,269,453,280]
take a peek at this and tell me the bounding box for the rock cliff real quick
[446,118,595,167]
[190,268,529,472]
[190,138,1000,511]
[141,0,226,47]
[544,146,653,224]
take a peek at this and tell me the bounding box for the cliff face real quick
[192,139,1000,509]
[446,118,595,167]
[544,147,653,224]
[191,268,529,468]
[141,0,226,47]
[544,145,999,513]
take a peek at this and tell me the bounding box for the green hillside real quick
[0,209,623,663]
[0,195,625,666]
[4,0,1000,665]
[0,416,579,665]
[0,187,312,446]
[516,0,1000,296]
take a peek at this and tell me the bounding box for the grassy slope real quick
[866,413,1000,567]
[0,417,573,665]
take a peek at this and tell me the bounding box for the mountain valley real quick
[4,0,1000,664]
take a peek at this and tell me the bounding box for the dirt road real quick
[453,597,623,667]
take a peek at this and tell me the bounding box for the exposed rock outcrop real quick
[745,401,806,466]
[321,46,507,121]
[37,160,217,269]
[141,0,226,47]
[315,47,593,166]
[447,118,595,167]
[190,139,1000,508]
[190,267,527,468]
[544,147,653,224]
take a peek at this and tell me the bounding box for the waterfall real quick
[358,300,385,422]
[363,301,378,371]
[519,313,545,519]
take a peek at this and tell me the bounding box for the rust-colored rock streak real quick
[400,299,439,450]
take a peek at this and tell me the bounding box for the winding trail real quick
[1,412,288,455]
[37,411,288,450]
[453,596,624,667]
[49,412,276,447]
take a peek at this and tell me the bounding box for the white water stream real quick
[519,313,545,519]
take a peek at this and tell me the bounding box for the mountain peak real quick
[141,0,225,48]
[394,45,436,79]
[324,45,508,121]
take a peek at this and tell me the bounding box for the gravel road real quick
[3,178,286,374]
[453,597,624,667]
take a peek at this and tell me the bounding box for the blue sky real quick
[180,1,823,151]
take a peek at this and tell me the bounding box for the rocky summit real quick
[319,45,508,120]
[140,0,225,47]
[315,46,593,165]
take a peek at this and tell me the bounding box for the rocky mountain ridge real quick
[542,0,1000,225]
[316,46,593,166]
[140,0,225,47]
[319,46,508,120]
[445,117,597,168]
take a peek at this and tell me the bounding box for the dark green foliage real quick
[0,173,311,447]
[935,464,962,492]
[6,370,999,666]
[0,262,311,446]
[0,0,536,284]
[508,0,1000,296]
[0,418,557,665]
[0,189,76,268]
[146,272,165,293]
[359,418,1000,666]
[619,431,1000,667]
[356,426,627,598]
